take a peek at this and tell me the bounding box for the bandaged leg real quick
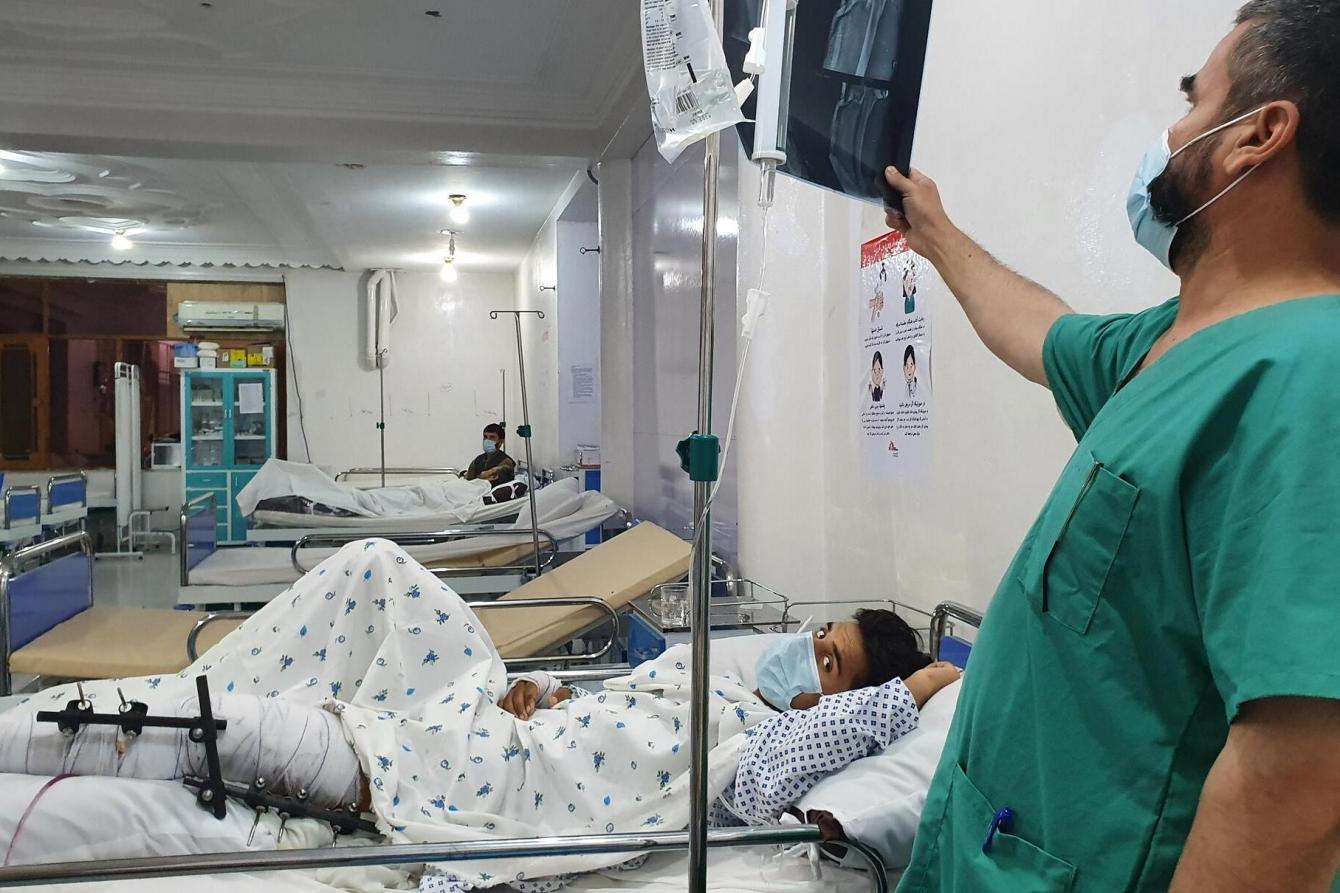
[0,693,361,809]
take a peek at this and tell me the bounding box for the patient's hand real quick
[904,661,961,709]
[498,681,572,719]
[786,807,848,857]
[498,680,541,718]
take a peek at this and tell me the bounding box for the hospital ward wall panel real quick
[626,136,739,555]
[555,218,602,462]
[598,159,637,508]
[731,0,1241,617]
[514,216,562,472]
[283,269,521,472]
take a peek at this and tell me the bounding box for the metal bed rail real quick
[186,596,621,667]
[290,528,560,578]
[0,531,93,696]
[44,472,88,513]
[930,600,984,661]
[2,486,40,532]
[0,824,888,891]
[179,492,218,587]
[334,466,462,483]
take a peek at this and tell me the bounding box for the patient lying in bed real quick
[0,540,957,890]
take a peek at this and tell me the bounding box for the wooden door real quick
[0,336,49,469]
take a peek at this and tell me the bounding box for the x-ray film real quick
[724,0,933,209]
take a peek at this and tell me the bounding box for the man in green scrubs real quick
[883,2,1340,890]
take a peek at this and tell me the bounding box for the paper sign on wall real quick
[570,364,596,403]
[859,230,932,476]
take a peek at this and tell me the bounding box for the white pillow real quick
[795,677,962,872]
[0,773,333,865]
[707,632,789,691]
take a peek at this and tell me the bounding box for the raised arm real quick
[1170,697,1340,891]
[884,168,1072,386]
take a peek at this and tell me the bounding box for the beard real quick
[1148,135,1218,273]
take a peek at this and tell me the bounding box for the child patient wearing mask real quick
[723,610,960,839]
[509,609,959,850]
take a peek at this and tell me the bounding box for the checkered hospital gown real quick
[715,677,920,825]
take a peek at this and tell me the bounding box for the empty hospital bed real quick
[3,522,693,694]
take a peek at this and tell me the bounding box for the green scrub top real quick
[898,295,1340,892]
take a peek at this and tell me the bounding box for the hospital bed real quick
[245,461,538,533]
[0,485,42,551]
[40,472,89,534]
[178,494,565,608]
[2,521,695,695]
[0,599,982,893]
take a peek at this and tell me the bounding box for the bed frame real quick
[0,599,983,889]
[334,466,463,484]
[41,472,88,532]
[0,485,41,547]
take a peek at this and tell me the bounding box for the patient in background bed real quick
[464,422,516,485]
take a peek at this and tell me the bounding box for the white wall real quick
[725,0,1241,614]
[284,269,520,473]
[598,159,637,508]
[555,218,602,462]
[624,137,740,550]
[514,219,561,471]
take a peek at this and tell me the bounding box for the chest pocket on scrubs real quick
[1034,459,1140,635]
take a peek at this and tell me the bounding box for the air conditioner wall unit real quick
[177,301,286,331]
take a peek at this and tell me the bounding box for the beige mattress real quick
[11,524,690,683]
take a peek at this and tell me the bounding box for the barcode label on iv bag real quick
[674,86,701,116]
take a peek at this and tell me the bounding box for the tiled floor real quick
[93,547,180,609]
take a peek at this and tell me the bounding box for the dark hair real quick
[1229,1,1340,221]
[483,423,505,439]
[854,609,933,686]
[872,351,883,368]
[903,344,916,364]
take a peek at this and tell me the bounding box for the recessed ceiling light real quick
[449,194,470,225]
[111,230,134,251]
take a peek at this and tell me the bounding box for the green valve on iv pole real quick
[516,424,532,438]
[676,433,719,483]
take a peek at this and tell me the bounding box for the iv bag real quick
[641,0,744,163]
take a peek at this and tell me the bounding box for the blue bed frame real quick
[179,493,219,587]
[0,531,93,695]
[42,472,88,531]
[1,486,41,547]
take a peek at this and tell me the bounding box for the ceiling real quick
[0,1,646,160]
[0,0,650,273]
[0,149,584,272]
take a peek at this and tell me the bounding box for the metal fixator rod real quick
[489,309,546,577]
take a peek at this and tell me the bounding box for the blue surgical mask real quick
[482,440,497,454]
[1126,106,1267,270]
[755,632,821,710]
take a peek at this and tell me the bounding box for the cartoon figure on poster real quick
[859,230,932,476]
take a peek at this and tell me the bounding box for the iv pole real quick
[687,1,725,889]
[490,310,544,577]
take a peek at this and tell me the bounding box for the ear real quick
[1224,100,1300,177]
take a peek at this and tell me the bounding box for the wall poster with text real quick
[859,230,931,477]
